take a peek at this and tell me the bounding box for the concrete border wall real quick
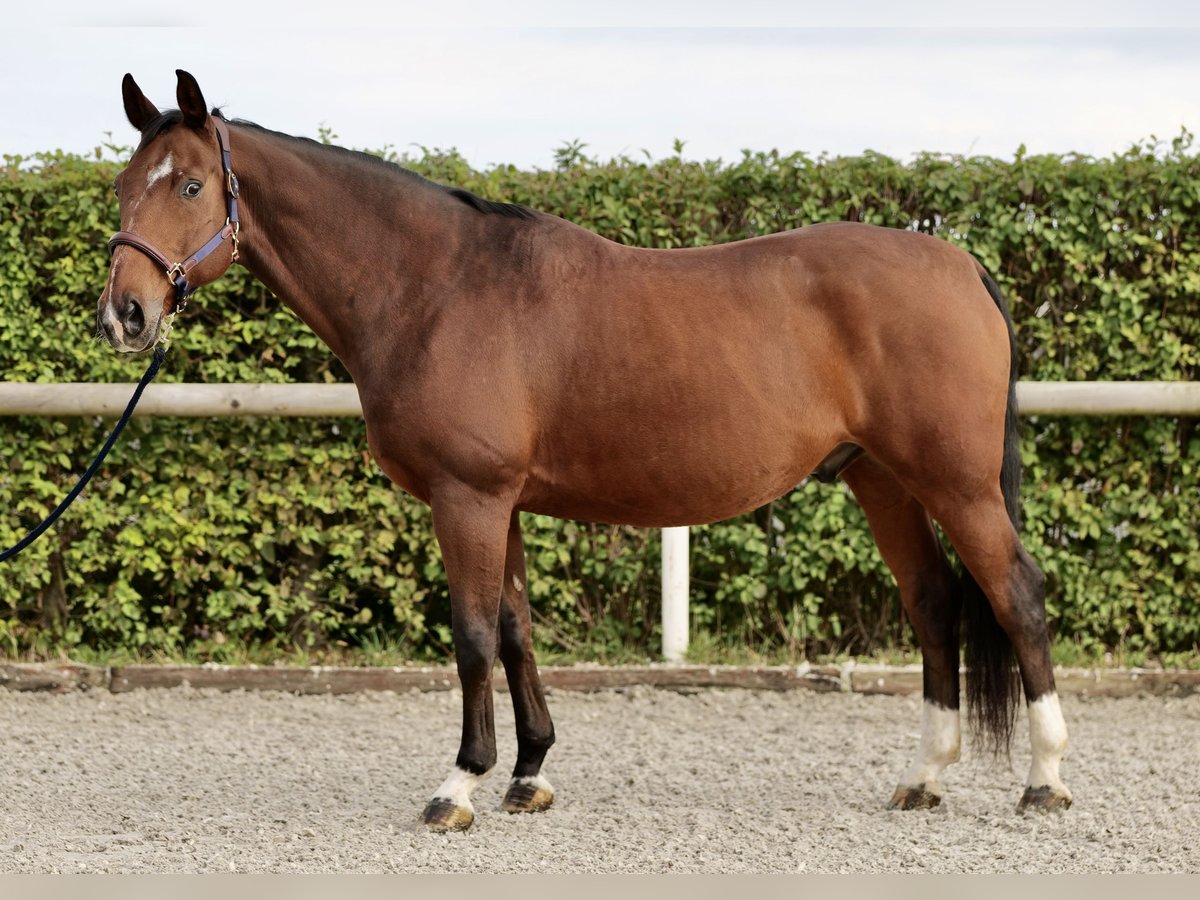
[3,662,1197,698]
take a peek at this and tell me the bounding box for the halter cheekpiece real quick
[107,117,240,313]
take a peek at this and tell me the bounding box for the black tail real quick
[961,271,1023,754]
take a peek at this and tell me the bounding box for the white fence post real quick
[661,526,690,662]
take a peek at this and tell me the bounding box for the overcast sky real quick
[6,3,1200,170]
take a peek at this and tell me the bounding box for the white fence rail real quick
[3,379,1198,662]
[0,383,362,418]
[3,380,1200,418]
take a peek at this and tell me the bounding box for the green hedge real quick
[1,134,1198,663]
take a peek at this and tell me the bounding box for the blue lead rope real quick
[0,345,167,563]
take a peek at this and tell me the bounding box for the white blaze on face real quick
[145,152,174,190]
[431,765,494,811]
[899,700,961,793]
[101,253,124,334]
[1027,692,1070,794]
[126,152,175,232]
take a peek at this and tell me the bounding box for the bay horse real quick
[98,71,1072,830]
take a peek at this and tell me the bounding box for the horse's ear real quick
[175,69,209,129]
[122,73,159,133]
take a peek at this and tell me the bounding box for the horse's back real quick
[503,220,1008,524]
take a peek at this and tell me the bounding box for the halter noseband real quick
[107,117,241,314]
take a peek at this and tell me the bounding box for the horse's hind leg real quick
[923,487,1071,812]
[497,513,557,814]
[842,456,963,810]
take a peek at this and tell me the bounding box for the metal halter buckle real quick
[158,308,180,349]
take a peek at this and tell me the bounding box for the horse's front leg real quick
[420,487,514,832]
[497,513,556,814]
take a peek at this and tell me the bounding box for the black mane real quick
[136,108,536,221]
[443,187,536,219]
[137,109,186,145]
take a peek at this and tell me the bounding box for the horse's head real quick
[99,70,239,352]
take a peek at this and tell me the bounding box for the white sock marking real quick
[1027,692,1070,795]
[510,773,554,794]
[899,701,961,793]
[431,765,493,810]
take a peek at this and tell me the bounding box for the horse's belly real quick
[519,425,835,527]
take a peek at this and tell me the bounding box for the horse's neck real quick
[231,125,459,368]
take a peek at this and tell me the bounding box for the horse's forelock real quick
[136,107,225,150]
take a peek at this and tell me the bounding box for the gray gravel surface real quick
[1,685,1197,873]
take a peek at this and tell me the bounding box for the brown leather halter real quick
[108,117,241,313]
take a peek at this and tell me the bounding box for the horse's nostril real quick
[120,297,145,338]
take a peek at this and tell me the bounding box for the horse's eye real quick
[183,181,203,198]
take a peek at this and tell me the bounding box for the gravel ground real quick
[1,685,1197,873]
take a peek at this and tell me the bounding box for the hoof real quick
[421,798,475,832]
[501,776,555,814]
[887,784,942,811]
[1018,785,1072,813]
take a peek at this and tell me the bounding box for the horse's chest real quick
[362,417,433,503]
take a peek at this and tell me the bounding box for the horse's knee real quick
[518,722,555,755]
[454,623,497,679]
